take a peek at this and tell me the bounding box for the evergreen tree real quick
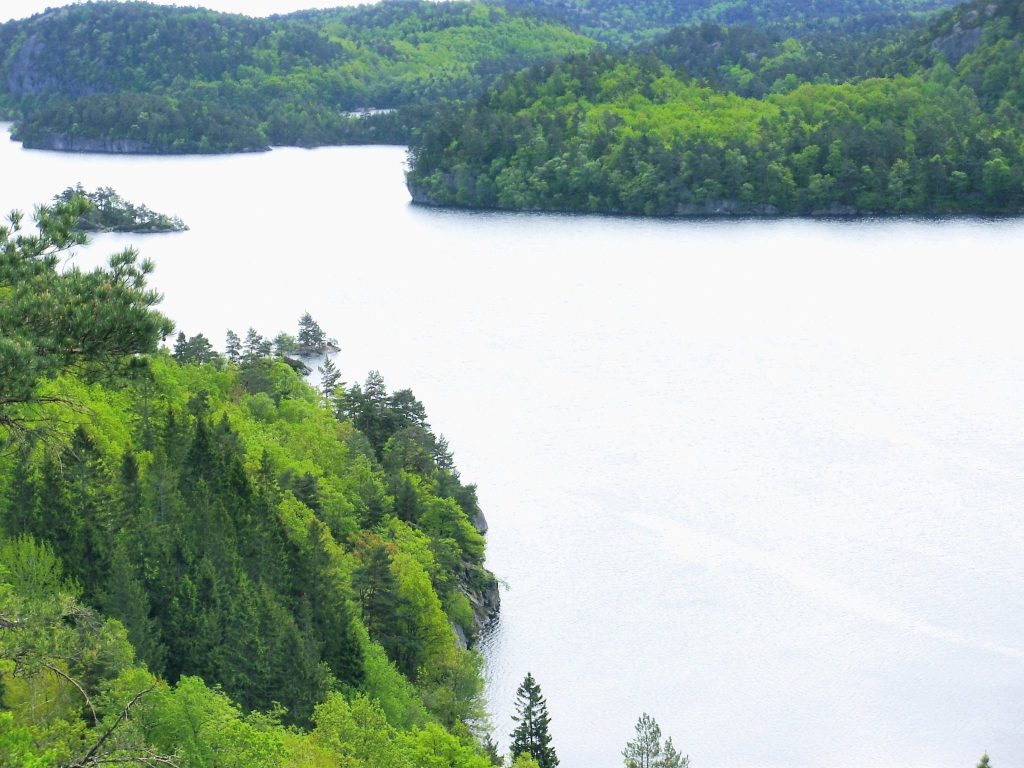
[172,331,188,360]
[273,331,297,357]
[188,333,217,363]
[660,737,688,768]
[978,755,992,768]
[510,673,558,768]
[0,201,173,434]
[174,333,217,364]
[482,734,503,766]
[297,312,327,354]
[243,327,265,361]
[623,713,661,768]
[99,538,165,674]
[352,540,410,673]
[434,434,456,473]
[388,388,430,430]
[318,355,342,399]
[623,714,687,768]
[225,329,242,363]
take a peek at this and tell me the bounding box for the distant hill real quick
[0,0,593,152]
[503,0,963,43]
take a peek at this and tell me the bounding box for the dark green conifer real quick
[510,672,558,768]
[225,329,242,363]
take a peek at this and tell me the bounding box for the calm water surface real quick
[4,126,1024,768]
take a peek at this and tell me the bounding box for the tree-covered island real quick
[54,184,188,232]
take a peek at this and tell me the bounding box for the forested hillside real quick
[0,0,593,151]
[407,0,1024,215]
[0,199,505,766]
[504,0,959,43]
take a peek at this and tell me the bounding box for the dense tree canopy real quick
[407,0,1024,216]
[0,200,174,434]
[504,0,959,44]
[0,203,503,765]
[0,0,593,151]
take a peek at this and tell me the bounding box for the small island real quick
[53,184,188,233]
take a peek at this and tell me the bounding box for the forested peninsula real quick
[406,0,1024,215]
[0,197,507,767]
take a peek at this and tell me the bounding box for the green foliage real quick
[509,673,558,768]
[623,713,688,768]
[0,201,174,435]
[407,32,1024,215]
[53,184,187,233]
[503,0,957,44]
[0,1,593,152]
[0,204,501,764]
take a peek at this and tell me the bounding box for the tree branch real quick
[69,687,155,767]
[42,662,99,726]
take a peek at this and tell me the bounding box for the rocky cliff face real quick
[454,567,501,650]
[17,132,154,153]
[928,2,1007,65]
[451,506,500,650]
[5,35,61,99]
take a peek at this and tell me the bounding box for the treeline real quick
[407,0,1024,215]
[0,1,593,152]
[0,200,501,765]
[503,0,958,44]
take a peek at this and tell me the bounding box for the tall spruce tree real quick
[510,672,558,768]
[318,355,342,398]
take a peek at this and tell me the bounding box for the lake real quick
[3,126,1023,768]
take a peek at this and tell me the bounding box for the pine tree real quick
[225,329,242,363]
[978,755,992,768]
[1,201,173,434]
[623,714,687,768]
[510,672,558,768]
[243,328,265,361]
[623,713,661,768]
[659,737,688,768]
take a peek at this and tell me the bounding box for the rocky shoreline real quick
[17,131,269,154]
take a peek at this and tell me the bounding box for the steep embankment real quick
[0,198,502,766]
